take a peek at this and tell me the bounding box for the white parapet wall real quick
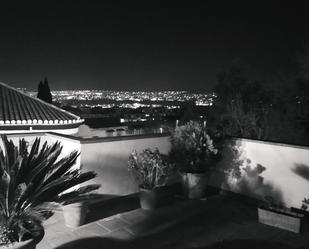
[80,134,171,196]
[2,131,307,208]
[1,132,82,170]
[0,132,170,196]
[209,138,309,209]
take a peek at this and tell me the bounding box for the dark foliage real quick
[211,65,309,145]
[128,148,177,189]
[37,77,52,104]
[0,136,100,243]
[169,121,219,173]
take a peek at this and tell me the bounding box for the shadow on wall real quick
[292,163,309,181]
[82,153,139,195]
[217,139,283,204]
[292,163,309,209]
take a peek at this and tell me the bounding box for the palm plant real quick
[0,136,100,245]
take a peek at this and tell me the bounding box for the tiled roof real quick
[0,82,83,126]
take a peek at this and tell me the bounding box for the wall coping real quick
[46,132,171,144]
[228,136,309,151]
[2,132,309,150]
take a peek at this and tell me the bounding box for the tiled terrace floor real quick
[37,194,309,249]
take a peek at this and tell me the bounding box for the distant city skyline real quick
[1,2,308,91]
[25,89,215,108]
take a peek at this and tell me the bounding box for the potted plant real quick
[258,196,304,233]
[301,197,309,212]
[169,121,219,199]
[128,148,176,209]
[0,136,100,248]
[61,188,100,228]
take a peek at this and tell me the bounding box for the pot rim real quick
[139,186,164,191]
[258,206,305,218]
[63,201,88,207]
[180,171,210,176]
[3,238,35,248]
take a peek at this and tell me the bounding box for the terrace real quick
[37,190,309,249]
[2,123,309,249]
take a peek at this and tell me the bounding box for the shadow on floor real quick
[125,195,308,249]
[85,183,185,225]
[53,237,294,249]
[54,237,125,249]
[85,193,140,224]
[52,193,309,249]
[185,240,293,249]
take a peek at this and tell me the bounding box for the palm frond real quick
[30,171,97,205]
[0,135,100,243]
[0,171,10,217]
[41,151,80,187]
[27,146,63,186]
[56,184,101,204]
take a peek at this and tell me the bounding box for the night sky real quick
[0,1,308,91]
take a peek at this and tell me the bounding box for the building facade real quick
[0,82,84,134]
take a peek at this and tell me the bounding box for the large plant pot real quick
[181,172,209,199]
[63,202,88,228]
[1,224,44,249]
[2,239,36,249]
[140,185,179,210]
[258,207,304,233]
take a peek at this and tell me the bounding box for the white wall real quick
[3,132,307,208]
[80,135,171,195]
[1,133,81,168]
[209,138,309,208]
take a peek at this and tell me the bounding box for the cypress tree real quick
[37,77,53,104]
[37,80,44,100]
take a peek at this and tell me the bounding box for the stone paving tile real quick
[124,219,158,236]
[37,238,54,249]
[103,227,135,240]
[73,223,110,238]
[43,223,72,238]
[44,232,77,248]
[120,209,149,225]
[47,237,127,249]
[129,199,221,237]
[37,195,309,249]
[97,217,130,232]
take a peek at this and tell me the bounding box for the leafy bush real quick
[128,148,176,189]
[169,121,218,173]
[301,198,309,210]
[0,136,100,244]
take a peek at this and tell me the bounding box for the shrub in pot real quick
[0,136,100,248]
[169,121,219,199]
[301,197,309,214]
[128,148,177,209]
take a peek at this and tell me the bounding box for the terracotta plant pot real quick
[139,185,178,210]
[181,172,209,199]
[63,202,88,228]
[258,206,304,233]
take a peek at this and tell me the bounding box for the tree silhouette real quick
[37,77,52,104]
[211,66,309,144]
[179,101,200,124]
[212,66,272,139]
